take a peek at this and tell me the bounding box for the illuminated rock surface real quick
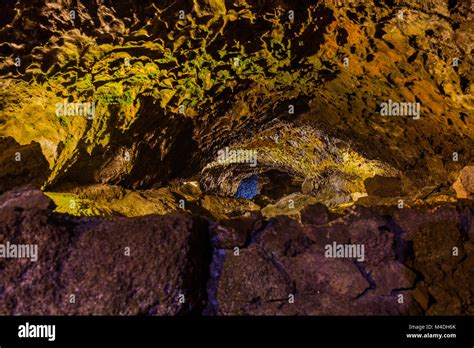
[0,0,473,315]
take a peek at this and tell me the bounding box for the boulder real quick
[0,187,211,315]
[0,137,50,194]
[453,166,474,199]
[364,175,403,197]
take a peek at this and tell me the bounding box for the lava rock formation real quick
[0,0,473,315]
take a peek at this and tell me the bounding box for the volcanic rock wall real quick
[1,187,473,315]
[0,0,473,316]
[1,0,472,191]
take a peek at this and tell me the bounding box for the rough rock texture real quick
[212,202,474,315]
[454,166,474,199]
[0,0,473,317]
[0,187,212,315]
[460,167,474,194]
[364,175,404,197]
[0,137,50,194]
[1,187,472,315]
[0,0,472,196]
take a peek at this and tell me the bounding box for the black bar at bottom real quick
[0,316,472,346]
